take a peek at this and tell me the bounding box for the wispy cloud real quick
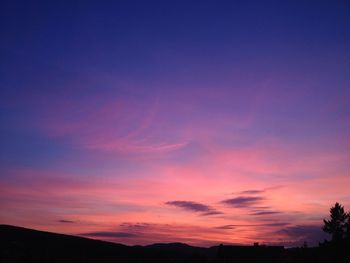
[85,140,188,154]
[250,210,281,216]
[215,225,236,230]
[216,222,290,229]
[221,192,284,219]
[222,196,265,208]
[58,219,75,223]
[28,93,188,155]
[81,231,137,238]
[201,210,223,216]
[166,201,211,212]
[165,200,222,216]
[239,190,265,195]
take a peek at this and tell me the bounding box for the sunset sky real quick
[1,0,350,247]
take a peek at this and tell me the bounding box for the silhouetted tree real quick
[345,212,350,241]
[323,202,347,243]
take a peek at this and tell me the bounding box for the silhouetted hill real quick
[146,242,195,250]
[1,224,349,263]
[0,225,212,263]
[145,242,218,261]
[0,224,136,263]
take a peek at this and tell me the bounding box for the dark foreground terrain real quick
[0,225,349,263]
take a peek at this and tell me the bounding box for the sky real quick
[1,0,350,247]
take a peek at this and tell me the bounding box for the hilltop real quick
[0,224,348,263]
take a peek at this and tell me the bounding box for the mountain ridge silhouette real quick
[1,224,348,263]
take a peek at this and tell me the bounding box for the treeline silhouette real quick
[1,203,350,263]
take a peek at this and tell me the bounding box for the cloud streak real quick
[250,210,281,216]
[239,190,265,195]
[58,219,75,224]
[222,196,265,208]
[165,201,222,216]
[81,231,137,238]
